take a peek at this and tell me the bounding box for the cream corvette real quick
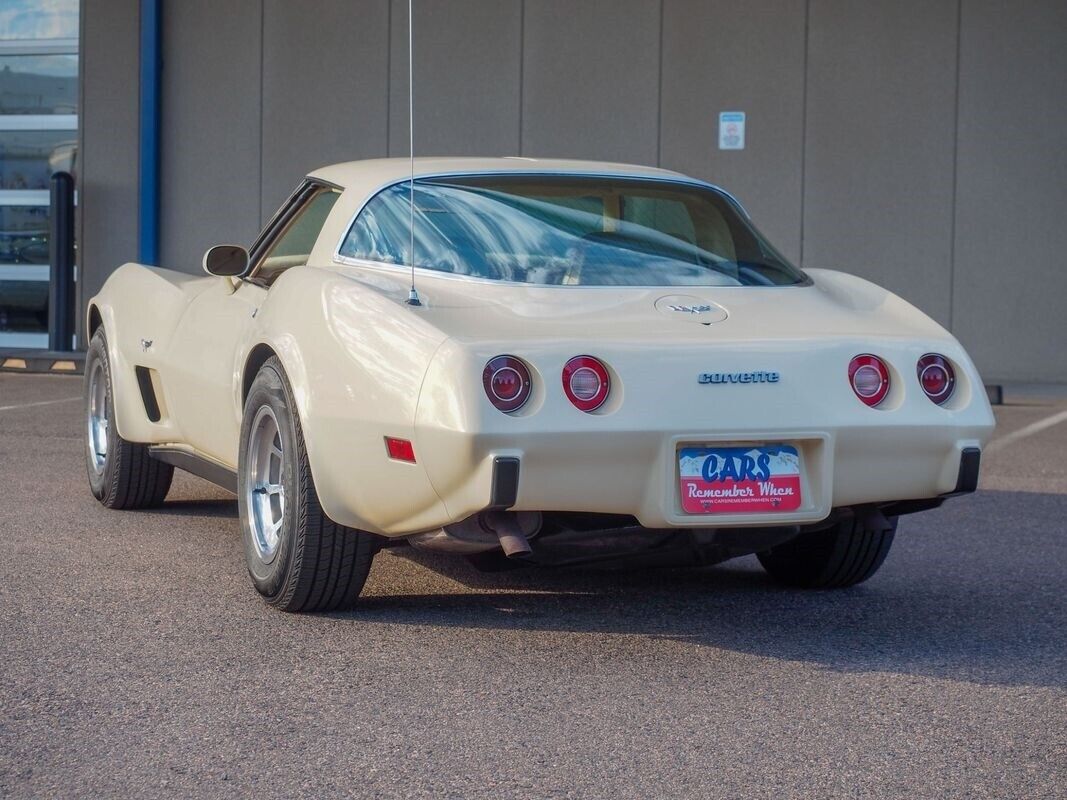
[84,158,995,611]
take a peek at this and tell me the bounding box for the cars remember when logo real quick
[699,371,780,384]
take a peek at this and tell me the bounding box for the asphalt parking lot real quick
[1,373,1064,799]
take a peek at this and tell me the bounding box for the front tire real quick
[84,329,173,509]
[757,510,897,589]
[238,356,378,612]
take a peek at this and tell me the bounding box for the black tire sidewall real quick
[758,512,898,588]
[238,361,301,601]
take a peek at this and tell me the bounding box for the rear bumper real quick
[947,447,982,495]
[417,421,990,531]
[491,447,982,521]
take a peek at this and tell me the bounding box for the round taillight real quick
[917,353,955,405]
[848,354,890,407]
[562,356,610,412]
[483,356,532,413]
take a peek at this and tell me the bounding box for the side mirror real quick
[203,244,249,277]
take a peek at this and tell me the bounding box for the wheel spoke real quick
[86,361,110,475]
[245,405,287,563]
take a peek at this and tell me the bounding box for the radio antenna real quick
[405,0,422,306]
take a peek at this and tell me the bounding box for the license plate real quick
[679,444,802,514]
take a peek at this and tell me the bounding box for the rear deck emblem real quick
[670,303,713,314]
[654,295,728,324]
[699,371,780,384]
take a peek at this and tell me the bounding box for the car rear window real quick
[338,175,806,287]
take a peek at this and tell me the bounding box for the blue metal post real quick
[138,0,161,264]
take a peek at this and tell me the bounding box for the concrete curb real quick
[0,349,85,375]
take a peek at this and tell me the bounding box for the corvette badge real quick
[699,371,780,384]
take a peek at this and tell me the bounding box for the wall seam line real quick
[518,0,525,155]
[656,0,664,166]
[258,0,265,223]
[799,0,810,267]
[948,0,963,332]
[385,0,392,156]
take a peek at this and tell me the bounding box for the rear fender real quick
[248,267,451,535]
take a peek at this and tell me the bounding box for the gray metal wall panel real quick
[71,0,1067,381]
[660,0,805,263]
[952,0,1067,381]
[262,0,390,219]
[388,0,521,158]
[803,0,958,326]
[77,0,141,334]
[159,0,263,273]
[521,0,659,164]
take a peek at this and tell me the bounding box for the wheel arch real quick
[83,299,139,440]
[87,303,103,339]
[236,337,316,456]
[241,342,279,407]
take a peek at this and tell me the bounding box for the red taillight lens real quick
[848,354,890,407]
[483,356,532,413]
[562,356,610,412]
[917,353,955,405]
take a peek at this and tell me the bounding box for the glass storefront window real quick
[0,205,51,264]
[0,1,78,349]
[0,269,48,340]
[0,129,76,189]
[0,1,79,41]
[0,54,78,115]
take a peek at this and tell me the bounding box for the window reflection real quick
[0,275,48,334]
[0,130,75,188]
[341,178,804,287]
[0,0,78,41]
[0,206,50,264]
[0,0,79,347]
[0,55,78,115]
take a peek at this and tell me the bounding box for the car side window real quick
[254,187,340,285]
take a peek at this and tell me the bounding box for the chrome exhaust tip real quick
[406,510,541,556]
[482,510,533,558]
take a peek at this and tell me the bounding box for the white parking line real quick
[0,396,80,414]
[986,407,1067,453]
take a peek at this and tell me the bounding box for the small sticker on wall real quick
[719,111,746,150]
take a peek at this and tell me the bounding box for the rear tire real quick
[84,329,173,509]
[757,510,897,588]
[238,356,378,612]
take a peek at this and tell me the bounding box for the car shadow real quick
[135,482,1065,690]
[148,497,239,519]
[346,490,1066,690]
[353,557,1064,689]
